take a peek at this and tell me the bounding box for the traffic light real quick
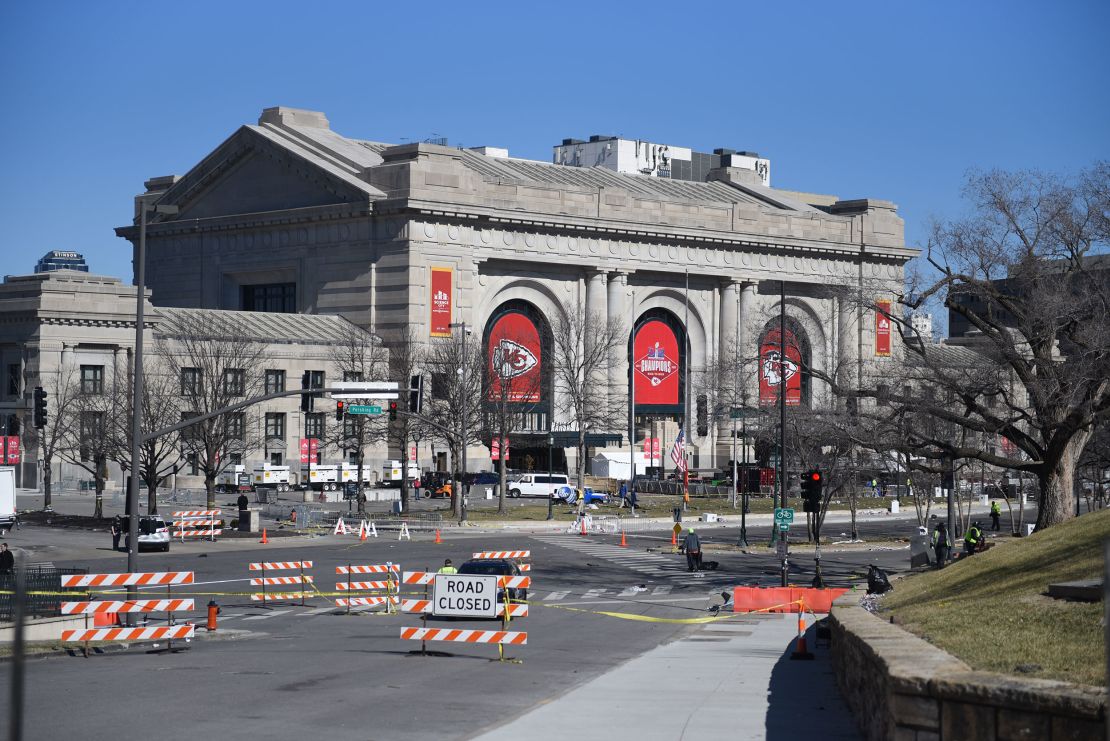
[335,400,346,421]
[409,375,424,413]
[300,371,313,412]
[388,401,398,421]
[33,386,47,428]
[801,469,822,512]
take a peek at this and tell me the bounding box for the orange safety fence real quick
[732,586,848,614]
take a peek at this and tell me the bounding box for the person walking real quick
[931,522,950,568]
[0,543,13,574]
[964,521,983,556]
[237,491,249,514]
[437,558,458,574]
[682,528,702,572]
[618,481,628,508]
[989,500,1001,531]
[111,515,123,552]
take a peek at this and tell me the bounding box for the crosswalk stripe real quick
[543,591,569,601]
[242,610,292,621]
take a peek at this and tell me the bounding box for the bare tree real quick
[815,164,1110,531]
[330,323,389,515]
[59,367,120,519]
[384,327,423,514]
[159,312,266,509]
[29,361,81,511]
[423,329,484,520]
[549,300,625,513]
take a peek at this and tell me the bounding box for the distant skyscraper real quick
[910,312,933,341]
[34,250,88,273]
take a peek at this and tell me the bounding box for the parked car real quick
[457,558,527,602]
[122,514,171,552]
[465,472,500,486]
[508,473,569,498]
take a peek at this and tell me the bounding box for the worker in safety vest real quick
[989,500,1002,531]
[964,522,983,556]
[931,522,950,568]
[438,558,458,574]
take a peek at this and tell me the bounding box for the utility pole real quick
[779,279,788,588]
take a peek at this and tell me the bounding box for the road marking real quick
[298,606,335,616]
[652,585,671,596]
[241,610,292,621]
[542,591,569,601]
[582,588,608,599]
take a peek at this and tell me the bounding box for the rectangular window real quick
[265,412,286,439]
[265,369,286,395]
[242,282,296,313]
[343,418,357,439]
[186,453,199,476]
[229,452,243,466]
[223,369,245,397]
[305,413,325,439]
[269,452,283,466]
[79,411,104,460]
[308,370,325,390]
[181,368,201,396]
[80,365,104,395]
[180,411,201,443]
[225,412,245,440]
[6,364,19,397]
[343,371,364,382]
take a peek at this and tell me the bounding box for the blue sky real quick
[2,0,1107,321]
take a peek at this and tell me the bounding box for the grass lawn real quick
[880,507,1109,687]
[460,495,904,522]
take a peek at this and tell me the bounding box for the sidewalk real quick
[475,611,860,741]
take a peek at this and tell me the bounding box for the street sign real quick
[432,574,497,618]
[331,381,399,400]
[729,408,753,420]
[774,508,794,525]
[347,405,382,415]
[778,522,790,532]
[672,523,683,537]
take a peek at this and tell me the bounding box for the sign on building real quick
[633,320,680,406]
[488,311,542,402]
[759,328,802,407]
[875,299,892,357]
[430,267,453,337]
[432,574,497,618]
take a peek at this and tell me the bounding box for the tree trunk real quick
[94,485,103,519]
[146,474,159,515]
[205,474,216,510]
[497,445,507,515]
[576,435,586,517]
[356,450,367,516]
[43,460,52,511]
[399,434,409,515]
[1036,432,1089,529]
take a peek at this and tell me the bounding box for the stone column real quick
[607,271,628,421]
[837,294,856,388]
[720,280,740,363]
[585,268,609,415]
[737,281,757,404]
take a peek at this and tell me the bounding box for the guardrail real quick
[0,566,88,621]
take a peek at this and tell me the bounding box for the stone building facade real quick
[0,270,381,490]
[114,106,918,475]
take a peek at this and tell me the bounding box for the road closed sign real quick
[432,574,498,618]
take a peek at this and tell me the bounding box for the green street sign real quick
[778,522,789,532]
[347,405,382,415]
[774,507,795,525]
[729,408,751,420]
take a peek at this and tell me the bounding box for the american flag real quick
[670,428,686,473]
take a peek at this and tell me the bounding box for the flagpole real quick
[628,288,636,506]
[683,270,690,509]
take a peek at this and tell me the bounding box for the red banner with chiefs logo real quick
[299,438,319,465]
[875,299,892,357]
[1,437,20,465]
[488,312,542,402]
[634,320,680,406]
[430,267,453,337]
[758,329,801,406]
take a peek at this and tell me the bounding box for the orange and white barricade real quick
[335,562,399,613]
[248,561,313,606]
[173,510,222,542]
[400,571,530,662]
[59,571,196,653]
[472,550,532,572]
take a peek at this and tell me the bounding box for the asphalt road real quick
[0,517,918,741]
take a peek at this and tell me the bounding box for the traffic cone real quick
[620,528,628,547]
[790,601,814,660]
[259,528,269,545]
[360,525,368,542]
[434,529,442,544]
[580,517,588,536]
[671,530,677,547]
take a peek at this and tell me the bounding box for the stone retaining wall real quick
[829,593,1106,740]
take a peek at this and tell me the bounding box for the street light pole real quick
[127,197,177,618]
[546,433,554,521]
[450,322,470,524]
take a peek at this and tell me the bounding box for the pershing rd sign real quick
[432,574,498,618]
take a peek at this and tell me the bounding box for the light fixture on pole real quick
[127,196,177,619]
[449,322,471,524]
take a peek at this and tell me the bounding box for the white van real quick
[508,473,569,498]
[0,467,17,534]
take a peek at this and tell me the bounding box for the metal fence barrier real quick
[0,565,88,622]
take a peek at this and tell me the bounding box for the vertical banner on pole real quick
[430,267,453,338]
[875,299,892,357]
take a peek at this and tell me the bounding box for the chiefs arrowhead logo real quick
[493,339,538,380]
[761,350,799,388]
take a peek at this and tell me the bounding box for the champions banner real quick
[430,268,453,337]
[633,320,680,406]
[758,329,801,407]
[875,299,892,357]
[488,312,542,402]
